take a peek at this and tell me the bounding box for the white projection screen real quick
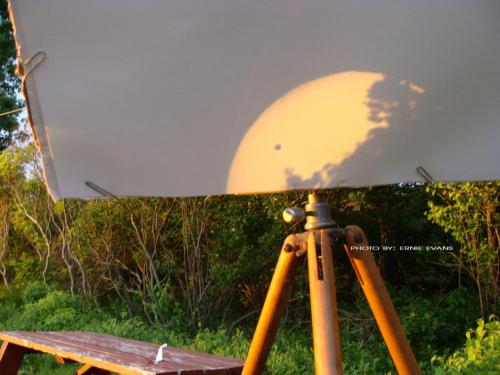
[8,0,500,200]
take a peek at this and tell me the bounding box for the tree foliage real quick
[432,316,500,374]
[427,182,500,316]
[0,0,20,150]
[1,144,497,331]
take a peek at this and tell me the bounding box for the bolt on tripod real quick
[242,193,421,375]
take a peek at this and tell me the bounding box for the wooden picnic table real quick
[0,331,244,375]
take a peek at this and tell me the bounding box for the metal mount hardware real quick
[84,181,117,198]
[282,193,337,231]
[416,166,433,182]
[282,207,305,224]
[304,193,336,231]
[23,51,46,77]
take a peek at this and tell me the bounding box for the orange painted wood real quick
[344,225,421,375]
[0,331,243,375]
[0,341,27,375]
[242,235,302,375]
[77,363,111,374]
[308,231,343,375]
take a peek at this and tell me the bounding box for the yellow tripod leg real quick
[344,225,421,375]
[243,235,303,375]
[308,230,343,375]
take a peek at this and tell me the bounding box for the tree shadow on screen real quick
[284,74,440,189]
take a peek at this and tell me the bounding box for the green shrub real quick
[14,291,88,331]
[22,282,50,303]
[0,296,17,329]
[388,287,477,359]
[432,316,500,374]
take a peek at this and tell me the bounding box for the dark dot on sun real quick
[274,144,282,151]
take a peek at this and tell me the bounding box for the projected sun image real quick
[227,71,425,193]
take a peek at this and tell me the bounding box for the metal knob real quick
[282,207,306,224]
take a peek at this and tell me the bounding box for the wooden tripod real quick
[242,193,421,375]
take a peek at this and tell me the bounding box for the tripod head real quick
[283,192,336,231]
